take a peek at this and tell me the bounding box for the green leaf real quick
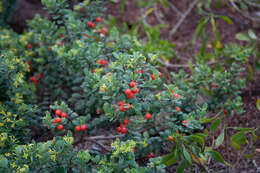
[189,135,205,147]
[206,150,226,164]
[248,29,257,40]
[256,99,260,111]
[248,65,254,82]
[215,129,224,147]
[176,160,188,173]
[162,145,179,166]
[230,141,240,151]
[254,58,260,72]
[230,131,247,145]
[218,15,233,24]
[0,156,8,168]
[210,118,221,132]
[182,145,192,165]
[235,33,250,41]
[55,167,66,173]
[192,17,209,44]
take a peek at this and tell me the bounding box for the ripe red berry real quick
[55,110,62,116]
[158,72,162,78]
[125,103,131,110]
[91,69,95,73]
[151,74,155,80]
[125,89,132,96]
[101,60,107,66]
[132,148,136,153]
[58,42,62,46]
[121,127,127,134]
[52,119,57,124]
[223,109,227,115]
[118,101,124,106]
[37,73,42,79]
[27,44,32,49]
[127,92,134,99]
[101,27,106,35]
[29,76,38,85]
[87,22,95,28]
[176,107,181,112]
[123,118,129,125]
[171,90,174,93]
[173,93,179,98]
[116,126,121,132]
[119,106,125,112]
[168,136,173,141]
[120,124,126,128]
[182,120,188,125]
[136,69,143,73]
[146,153,152,159]
[211,83,217,88]
[56,124,63,131]
[83,33,87,37]
[80,124,87,131]
[145,113,151,120]
[129,81,136,88]
[55,117,61,123]
[132,88,139,94]
[75,126,81,132]
[61,112,67,118]
[95,17,101,22]
[58,34,63,38]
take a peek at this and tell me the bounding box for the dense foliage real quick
[0,0,259,172]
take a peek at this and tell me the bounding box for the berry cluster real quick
[51,109,68,130]
[117,101,131,112]
[124,81,139,99]
[116,118,129,134]
[151,71,162,80]
[29,73,42,86]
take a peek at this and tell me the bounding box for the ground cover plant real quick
[0,0,259,172]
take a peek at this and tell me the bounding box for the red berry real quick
[211,83,217,88]
[129,81,136,88]
[151,74,155,80]
[223,109,227,115]
[176,107,181,112]
[55,110,62,116]
[75,126,81,132]
[29,76,38,85]
[58,42,62,46]
[136,70,143,73]
[145,113,151,120]
[116,126,121,132]
[120,124,126,128]
[146,153,152,159]
[61,112,67,118]
[168,136,173,141]
[101,60,107,66]
[56,124,63,131]
[91,69,95,73]
[171,90,174,93]
[101,27,106,35]
[132,148,136,153]
[95,17,101,22]
[182,120,188,125]
[119,106,125,112]
[123,118,129,125]
[37,73,42,79]
[84,33,87,37]
[27,44,32,49]
[118,101,124,106]
[125,103,131,110]
[80,124,87,131]
[132,88,139,94]
[127,92,134,99]
[88,22,95,28]
[173,93,179,98]
[58,34,63,38]
[125,89,132,96]
[158,72,162,78]
[121,127,127,134]
[55,117,61,123]
[52,119,57,124]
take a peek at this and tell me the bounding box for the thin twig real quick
[170,0,198,35]
[167,1,184,17]
[154,4,164,24]
[140,8,151,27]
[229,0,260,22]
